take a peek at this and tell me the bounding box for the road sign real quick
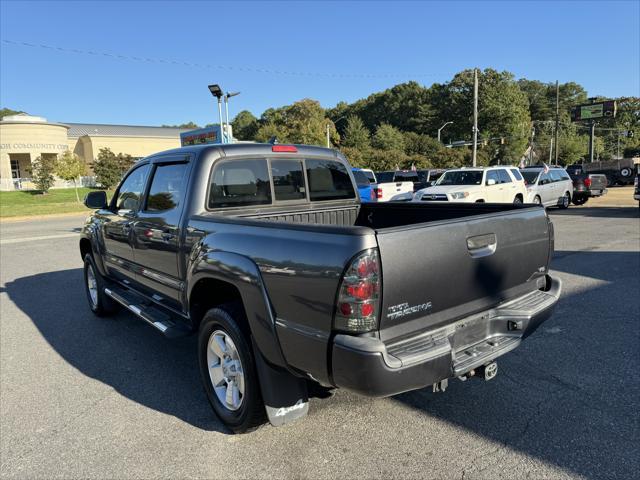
[571,100,616,122]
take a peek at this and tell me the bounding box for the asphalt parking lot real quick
[1,205,638,479]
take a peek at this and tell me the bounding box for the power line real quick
[1,39,443,80]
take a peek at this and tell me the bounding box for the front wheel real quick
[559,192,570,209]
[572,195,588,206]
[83,254,118,316]
[198,304,266,433]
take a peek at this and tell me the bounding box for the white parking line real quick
[0,233,79,245]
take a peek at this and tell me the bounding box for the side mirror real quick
[487,179,497,186]
[84,191,108,209]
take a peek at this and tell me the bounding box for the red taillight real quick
[334,249,381,332]
[271,145,297,153]
[375,188,383,199]
[584,178,592,187]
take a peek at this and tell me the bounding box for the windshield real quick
[435,170,483,186]
[520,170,541,185]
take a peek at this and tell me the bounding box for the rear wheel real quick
[83,254,118,316]
[198,304,266,433]
[572,195,588,206]
[559,192,571,209]
[620,167,633,178]
[533,195,542,205]
[513,195,523,204]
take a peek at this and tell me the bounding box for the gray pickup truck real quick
[80,143,561,432]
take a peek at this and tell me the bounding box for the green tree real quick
[372,123,405,151]
[342,116,371,151]
[0,107,25,119]
[27,155,57,193]
[161,122,199,128]
[55,151,88,202]
[92,148,134,189]
[231,110,259,140]
[255,99,338,146]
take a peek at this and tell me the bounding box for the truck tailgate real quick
[374,207,551,341]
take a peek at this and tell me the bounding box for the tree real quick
[0,107,25,119]
[27,155,57,193]
[255,99,338,146]
[232,110,259,140]
[372,123,405,151]
[55,151,88,202]
[92,148,134,189]
[342,116,371,151]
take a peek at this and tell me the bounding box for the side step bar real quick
[104,287,190,339]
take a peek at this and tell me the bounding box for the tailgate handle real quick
[467,233,497,258]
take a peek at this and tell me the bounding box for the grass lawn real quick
[0,188,114,218]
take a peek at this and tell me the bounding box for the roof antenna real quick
[268,136,279,145]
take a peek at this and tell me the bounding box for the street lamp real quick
[208,84,225,143]
[437,121,454,143]
[224,91,240,144]
[326,116,348,147]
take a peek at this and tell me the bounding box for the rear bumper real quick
[331,275,562,397]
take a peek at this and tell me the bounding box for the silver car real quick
[520,167,573,208]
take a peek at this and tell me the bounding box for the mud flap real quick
[253,342,309,427]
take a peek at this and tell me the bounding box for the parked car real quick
[360,168,376,184]
[413,166,527,203]
[566,170,608,206]
[566,158,638,186]
[376,169,447,192]
[80,143,560,433]
[519,167,573,208]
[634,170,640,208]
[352,167,375,202]
[372,170,414,201]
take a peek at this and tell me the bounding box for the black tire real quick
[572,195,588,206]
[83,254,118,316]
[513,195,523,204]
[198,304,266,433]
[558,192,571,209]
[475,199,485,203]
[620,167,633,178]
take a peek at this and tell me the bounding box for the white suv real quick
[519,167,573,209]
[412,166,527,203]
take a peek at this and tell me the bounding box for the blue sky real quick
[1,1,638,126]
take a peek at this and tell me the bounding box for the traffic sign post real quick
[571,99,617,163]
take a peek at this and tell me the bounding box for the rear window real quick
[362,170,376,182]
[376,172,394,183]
[521,170,540,185]
[306,159,356,201]
[208,159,272,208]
[352,170,371,188]
[394,171,419,182]
[271,159,306,201]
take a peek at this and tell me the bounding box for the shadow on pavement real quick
[391,250,639,480]
[549,206,639,218]
[4,268,228,433]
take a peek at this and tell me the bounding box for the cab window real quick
[115,164,151,212]
[271,159,306,201]
[208,159,272,208]
[306,159,356,201]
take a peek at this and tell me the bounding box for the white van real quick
[520,167,573,208]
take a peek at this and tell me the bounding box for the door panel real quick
[102,164,151,281]
[132,160,190,308]
[485,170,502,202]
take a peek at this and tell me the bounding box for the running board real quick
[104,287,190,338]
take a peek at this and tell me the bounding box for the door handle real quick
[467,233,497,258]
[161,232,175,242]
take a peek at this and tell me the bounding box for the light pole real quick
[224,91,240,143]
[326,116,347,148]
[437,121,453,143]
[208,84,225,143]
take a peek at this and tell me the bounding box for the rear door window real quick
[497,169,512,184]
[271,159,306,201]
[550,170,565,182]
[145,163,189,212]
[306,159,356,201]
[208,159,272,208]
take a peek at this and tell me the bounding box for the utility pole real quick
[549,137,554,163]
[472,68,478,167]
[326,124,331,148]
[588,121,596,162]
[554,80,560,164]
